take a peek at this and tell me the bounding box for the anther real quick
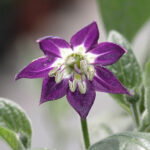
[55,71,63,83]
[78,81,86,94]
[80,60,88,73]
[69,79,77,92]
[66,57,75,65]
[49,67,59,77]
[87,66,95,81]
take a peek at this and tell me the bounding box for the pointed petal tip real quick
[36,36,51,43]
[126,90,132,96]
[14,74,19,81]
[39,99,44,105]
[36,39,40,43]
[39,96,49,105]
[91,20,97,25]
[14,73,23,81]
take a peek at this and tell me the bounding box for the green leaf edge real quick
[0,126,25,150]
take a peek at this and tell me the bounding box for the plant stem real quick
[130,102,140,127]
[80,118,90,149]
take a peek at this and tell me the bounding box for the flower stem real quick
[130,102,140,127]
[80,118,90,149]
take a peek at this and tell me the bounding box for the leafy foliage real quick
[107,31,142,113]
[0,98,32,150]
[139,61,150,131]
[89,132,150,150]
[0,126,25,150]
[97,0,150,41]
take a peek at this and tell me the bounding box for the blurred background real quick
[0,0,150,150]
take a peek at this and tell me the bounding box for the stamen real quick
[49,67,59,77]
[78,81,86,94]
[74,64,81,74]
[66,57,75,65]
[69,79,77,92]
[55,71,63,83]
[87,66,95,81]
[80,60,88,73]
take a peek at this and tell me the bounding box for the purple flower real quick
[15,22,130,120]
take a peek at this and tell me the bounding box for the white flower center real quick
[49,46,96,94]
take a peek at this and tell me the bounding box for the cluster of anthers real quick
[48,52,95,94]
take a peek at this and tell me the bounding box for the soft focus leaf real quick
[144,61,150,117]
[0,126,24,150]
[89,132,150,150]
[97,0,150,41]
[0,97,32,149]
[139,110,150,132]
[107,31,142,113]
[140,61,150,131]
[108,31,142,89]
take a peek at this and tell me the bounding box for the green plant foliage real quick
[0,126,25,150]
[97,0,150,41]
[0,98,32,150]
[139,61,150,131]
[107,31,142,113]
[89,132,150,150]
[144,62,150,118]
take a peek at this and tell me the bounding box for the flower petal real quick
[67,80,96,120]
[37,36,72,57]
[40,77,68,104]
[70,21,99,51]
[93,66,130,95]
[15,56,56,80]
[89,42,126,66]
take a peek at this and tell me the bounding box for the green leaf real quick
[108,31,142,89]
[144,61,150,117]
[0,97,32,149]
[140,61,150,131]
[0,126,25,150]
[107,31,142,113]
[97,0,150,41]
[89,132,150,150]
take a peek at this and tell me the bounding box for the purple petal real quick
[15,56,56,80]
[67,80,96,120]
[70,21,99,51]
[40,77,68,104]
[37,36,71,57]
[93,66,130,95]
[89,42,126,66]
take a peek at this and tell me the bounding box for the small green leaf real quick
[97,0,150,41]
[89,132,150,150]
[0,126,25,150]
[107,31,142,113]
[0,97,32,149]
